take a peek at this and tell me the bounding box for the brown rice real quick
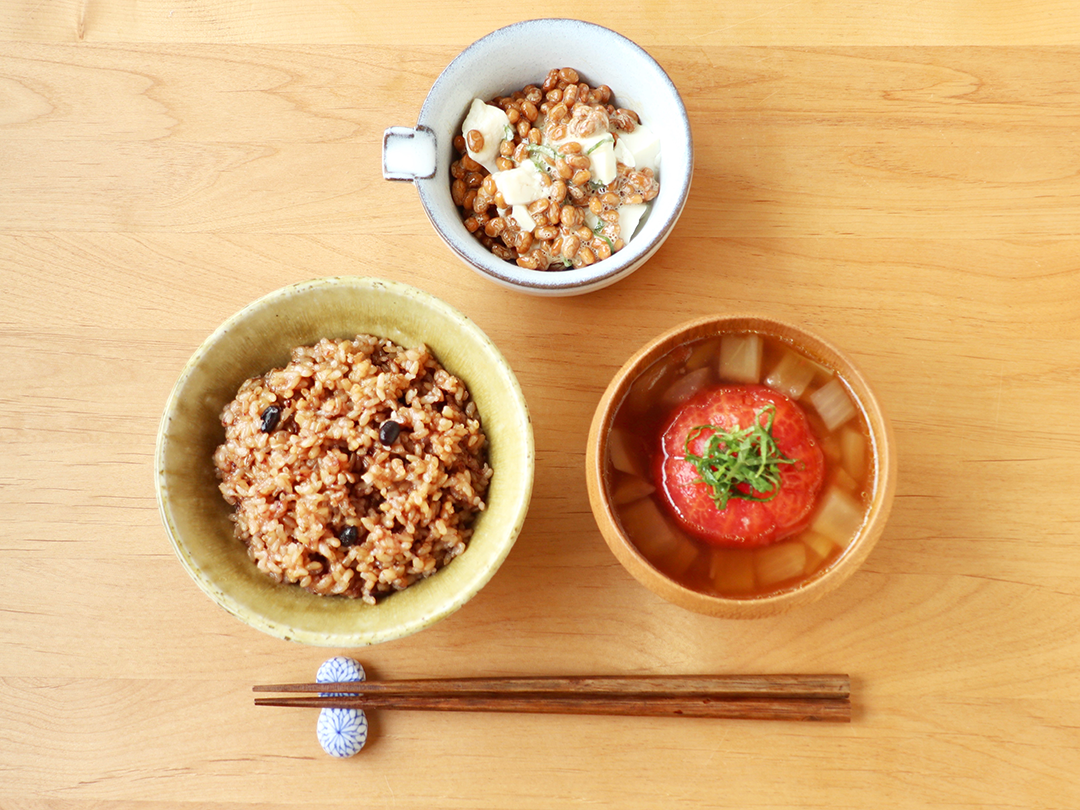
[213,335,492,604]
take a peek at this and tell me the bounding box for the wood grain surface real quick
[2,3,1079,809]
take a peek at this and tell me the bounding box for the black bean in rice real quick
[213,335,492,604]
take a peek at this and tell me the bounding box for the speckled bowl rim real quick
[586,314,897,618]
[155,276,534,646]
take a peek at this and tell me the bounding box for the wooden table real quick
[3,3,1079,808]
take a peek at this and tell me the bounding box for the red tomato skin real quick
[654,385,825,548]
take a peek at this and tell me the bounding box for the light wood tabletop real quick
[3,3,1079,808]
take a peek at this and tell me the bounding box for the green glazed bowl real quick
[155,277,534,646]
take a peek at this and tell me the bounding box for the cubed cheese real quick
[615,124,660,173]
[617,203,649,241]
[587,203,647,243]
[461,98,511,174]
[613,138,635,168]
[510,204,537,233]
[587,139,617,185]
[551,133,617,186]
[492,161,547,205]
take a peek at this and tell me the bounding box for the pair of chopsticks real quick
[254,673,851,722]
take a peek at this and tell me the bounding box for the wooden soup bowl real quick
[586,315,897,618]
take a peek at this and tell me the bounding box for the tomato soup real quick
[605,331,875,599]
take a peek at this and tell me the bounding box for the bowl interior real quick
[155,277,534,645]
[586,315,896,618]
[414,18,693,294]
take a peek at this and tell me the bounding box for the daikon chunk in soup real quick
[606,332,875,599]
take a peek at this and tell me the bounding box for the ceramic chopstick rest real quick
[315,657,368,757]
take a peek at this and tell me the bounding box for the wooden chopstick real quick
[253,674,851,722]
[254,693,850,722]
[254,674,850,700]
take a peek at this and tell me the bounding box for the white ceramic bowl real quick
[383,18,693,296]
[155,277,534,646]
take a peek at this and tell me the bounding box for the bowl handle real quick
[382,126,437,181]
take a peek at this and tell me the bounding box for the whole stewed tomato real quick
[654,385,824,547]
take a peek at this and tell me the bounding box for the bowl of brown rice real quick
[155,276,534,646]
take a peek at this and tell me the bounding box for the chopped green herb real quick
[591,224,615,253]
[526,143,559,161]
[585,136,614,155]
[504,124,514,142]
[682,405,797,511]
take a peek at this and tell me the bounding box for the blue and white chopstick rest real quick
[315,657,368,758]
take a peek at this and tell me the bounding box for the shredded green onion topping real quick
[586,136,614,155]
[526,143,559,176]
[682,405,797,511]
[526,143,559,161]
[591,221,615,252]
